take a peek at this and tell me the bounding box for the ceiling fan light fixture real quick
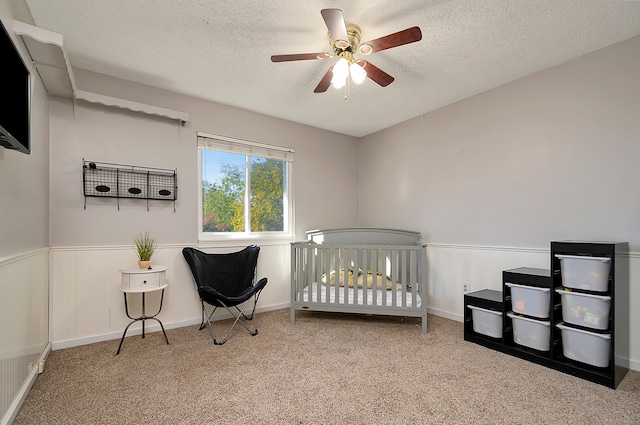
[331,57,349,88]
[332,79,346,89]
[349,61,367,84]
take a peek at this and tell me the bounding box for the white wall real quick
[2,5,638,422]
[50,69,360,246]
[358,35,640,251]
[24,16,640,375]
[358,36,640,369]
[1,3,50,423]
[0,16,49,258]
[47,70,361,349]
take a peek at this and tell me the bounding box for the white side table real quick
[117,266,170,355]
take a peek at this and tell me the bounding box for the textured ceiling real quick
[23,0,640,137]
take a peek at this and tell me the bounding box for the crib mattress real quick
[300,282,421,308]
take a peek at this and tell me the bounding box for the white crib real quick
[290,228,428,333]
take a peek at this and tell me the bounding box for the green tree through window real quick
[202,151,286,233]
[202,162,245,232]
[249,157,284,232]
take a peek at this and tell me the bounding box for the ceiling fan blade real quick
[360,26,422,54]
[321,9,349,48]
[271,53,330,62]
[362,61,394,87]
[313,67,334,93]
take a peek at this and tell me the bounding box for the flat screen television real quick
[0,19,31,154]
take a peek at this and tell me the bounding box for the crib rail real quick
[290,241,427,333]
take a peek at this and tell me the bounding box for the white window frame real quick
[197,131,295,245]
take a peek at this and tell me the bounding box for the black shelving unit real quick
[550,241,629,388]
[464,241,629,389]
[83,160,177,211]
[502,267,553,364]
[464,289,504,351]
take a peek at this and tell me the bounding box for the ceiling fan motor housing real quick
[330,23,362,54]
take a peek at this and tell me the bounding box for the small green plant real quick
[133,232,157,261]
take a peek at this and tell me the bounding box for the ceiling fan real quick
[271,9,422,96]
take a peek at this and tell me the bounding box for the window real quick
[197,132,294,239]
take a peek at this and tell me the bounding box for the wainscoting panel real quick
[426,243,640,371]
[51,246,197,348]
[0,249,49,425]
[425,244,550,320]
[49,243,291,350]
[48,243,639,371]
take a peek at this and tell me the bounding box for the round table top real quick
[120,265,167,274]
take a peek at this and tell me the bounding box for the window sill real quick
[197,233,295,248]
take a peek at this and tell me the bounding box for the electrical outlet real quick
[463,282,470,293]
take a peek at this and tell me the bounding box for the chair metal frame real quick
[183,246,268,345]
[198,288,263,345]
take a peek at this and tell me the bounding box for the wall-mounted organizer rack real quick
[83,160,177,211]
[464,241,629,389]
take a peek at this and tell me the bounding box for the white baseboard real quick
[428,307,463,323]
[52,302,291,351]
[52,319,201,351]
[427,307,640,373]
[50,302,639,374]
[626,357,640,372]
[1,342,50,425]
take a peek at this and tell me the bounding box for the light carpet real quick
[14,309,640,424]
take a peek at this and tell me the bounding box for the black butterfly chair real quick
[182,246,268,345]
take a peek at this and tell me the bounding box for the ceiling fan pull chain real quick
[344,75,349,100]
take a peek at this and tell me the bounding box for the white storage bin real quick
[555,254,611,292]
[505,282,550,319]
[507,312,550,352]
[555,288,611,330]
[468,305,503,339]
[556,322,611,368]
